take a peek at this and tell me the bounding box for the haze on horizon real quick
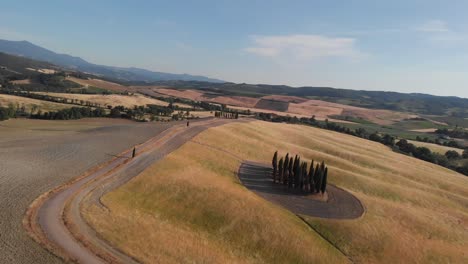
[1,0,468,98]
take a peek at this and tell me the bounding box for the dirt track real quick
[32,118,242,263]
[0,118,178,264]
[238,161,364,219]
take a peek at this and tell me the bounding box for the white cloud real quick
[245,34,363,60]
[415,20,449,32]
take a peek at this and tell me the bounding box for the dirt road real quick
[31,118,240,263]
[238,161,364,219]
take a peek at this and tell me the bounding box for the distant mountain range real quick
[0,39,224,83]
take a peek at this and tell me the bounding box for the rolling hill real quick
[0,39,224,83]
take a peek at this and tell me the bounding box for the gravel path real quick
[0,119,178,264]
[34,118,244,263]
[238,161,364,219]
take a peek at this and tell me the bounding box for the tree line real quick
[214,111,239,119]
[271,151,328,194]
[31,106,106,120]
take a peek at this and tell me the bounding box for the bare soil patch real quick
[0,118,175,264]
[255,99,289,112]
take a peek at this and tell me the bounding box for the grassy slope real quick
[34,92,169,108]
[0,94,73,112]
[84,121,468,263]
[408,140,464,155]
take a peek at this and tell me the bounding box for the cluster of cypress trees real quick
[272,151,328,194]
[214,111,239,119]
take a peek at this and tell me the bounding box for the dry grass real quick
[261,95,309,104]
[34,92,168,108]
[190,111,215,118]
[408,140,464,155]
[84,121,468,264]
[208,96,259,108]
[155,88,205,101]
[11,79,32,85]
[410,128,439,133]
[26,68,56,74]
[66,77,129,92]
[0,94,72,112]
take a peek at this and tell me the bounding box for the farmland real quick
[0,118,175,264]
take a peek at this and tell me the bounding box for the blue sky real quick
[1,0,468,97]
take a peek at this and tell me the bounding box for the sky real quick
[1,0,468,97]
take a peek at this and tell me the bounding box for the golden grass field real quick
[0,94,72,113]
[66,77,129,92]
[83,121,468,263]
[34,92,170,108]
[408,140,464,155]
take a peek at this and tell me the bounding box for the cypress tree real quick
[272,151,278,182]
[321,167,328,194]
[288,157,293,188]
[304,162,309,191]
[300,162,306,190]
[278,158,284,184]
[314,164,321,193]
[308,161,315,193]
[296,161,302,190]
[295,157,301,188]
[316,166,324,194]
[283,154,289,185]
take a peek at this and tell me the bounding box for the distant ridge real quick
[0,39,224,83]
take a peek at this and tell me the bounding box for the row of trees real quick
[214,111,239,119]
[272,151,328,194]
[1,89,105,108]
[31,107,106,120]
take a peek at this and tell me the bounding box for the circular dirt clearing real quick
[238,161,364,219]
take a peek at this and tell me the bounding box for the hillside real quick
[83,121,468,263]
[0,39,224,83]
[145,81,468,117]
[0,52,57,80]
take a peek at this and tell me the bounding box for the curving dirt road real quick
[238,161,364,219]
[28,118,243,264]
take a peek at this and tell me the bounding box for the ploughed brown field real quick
[0,118,176,264]
[84,121,468,263]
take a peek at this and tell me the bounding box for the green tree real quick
[110,107,121,118]
[445,150,460,159]
[463,149,468,159]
